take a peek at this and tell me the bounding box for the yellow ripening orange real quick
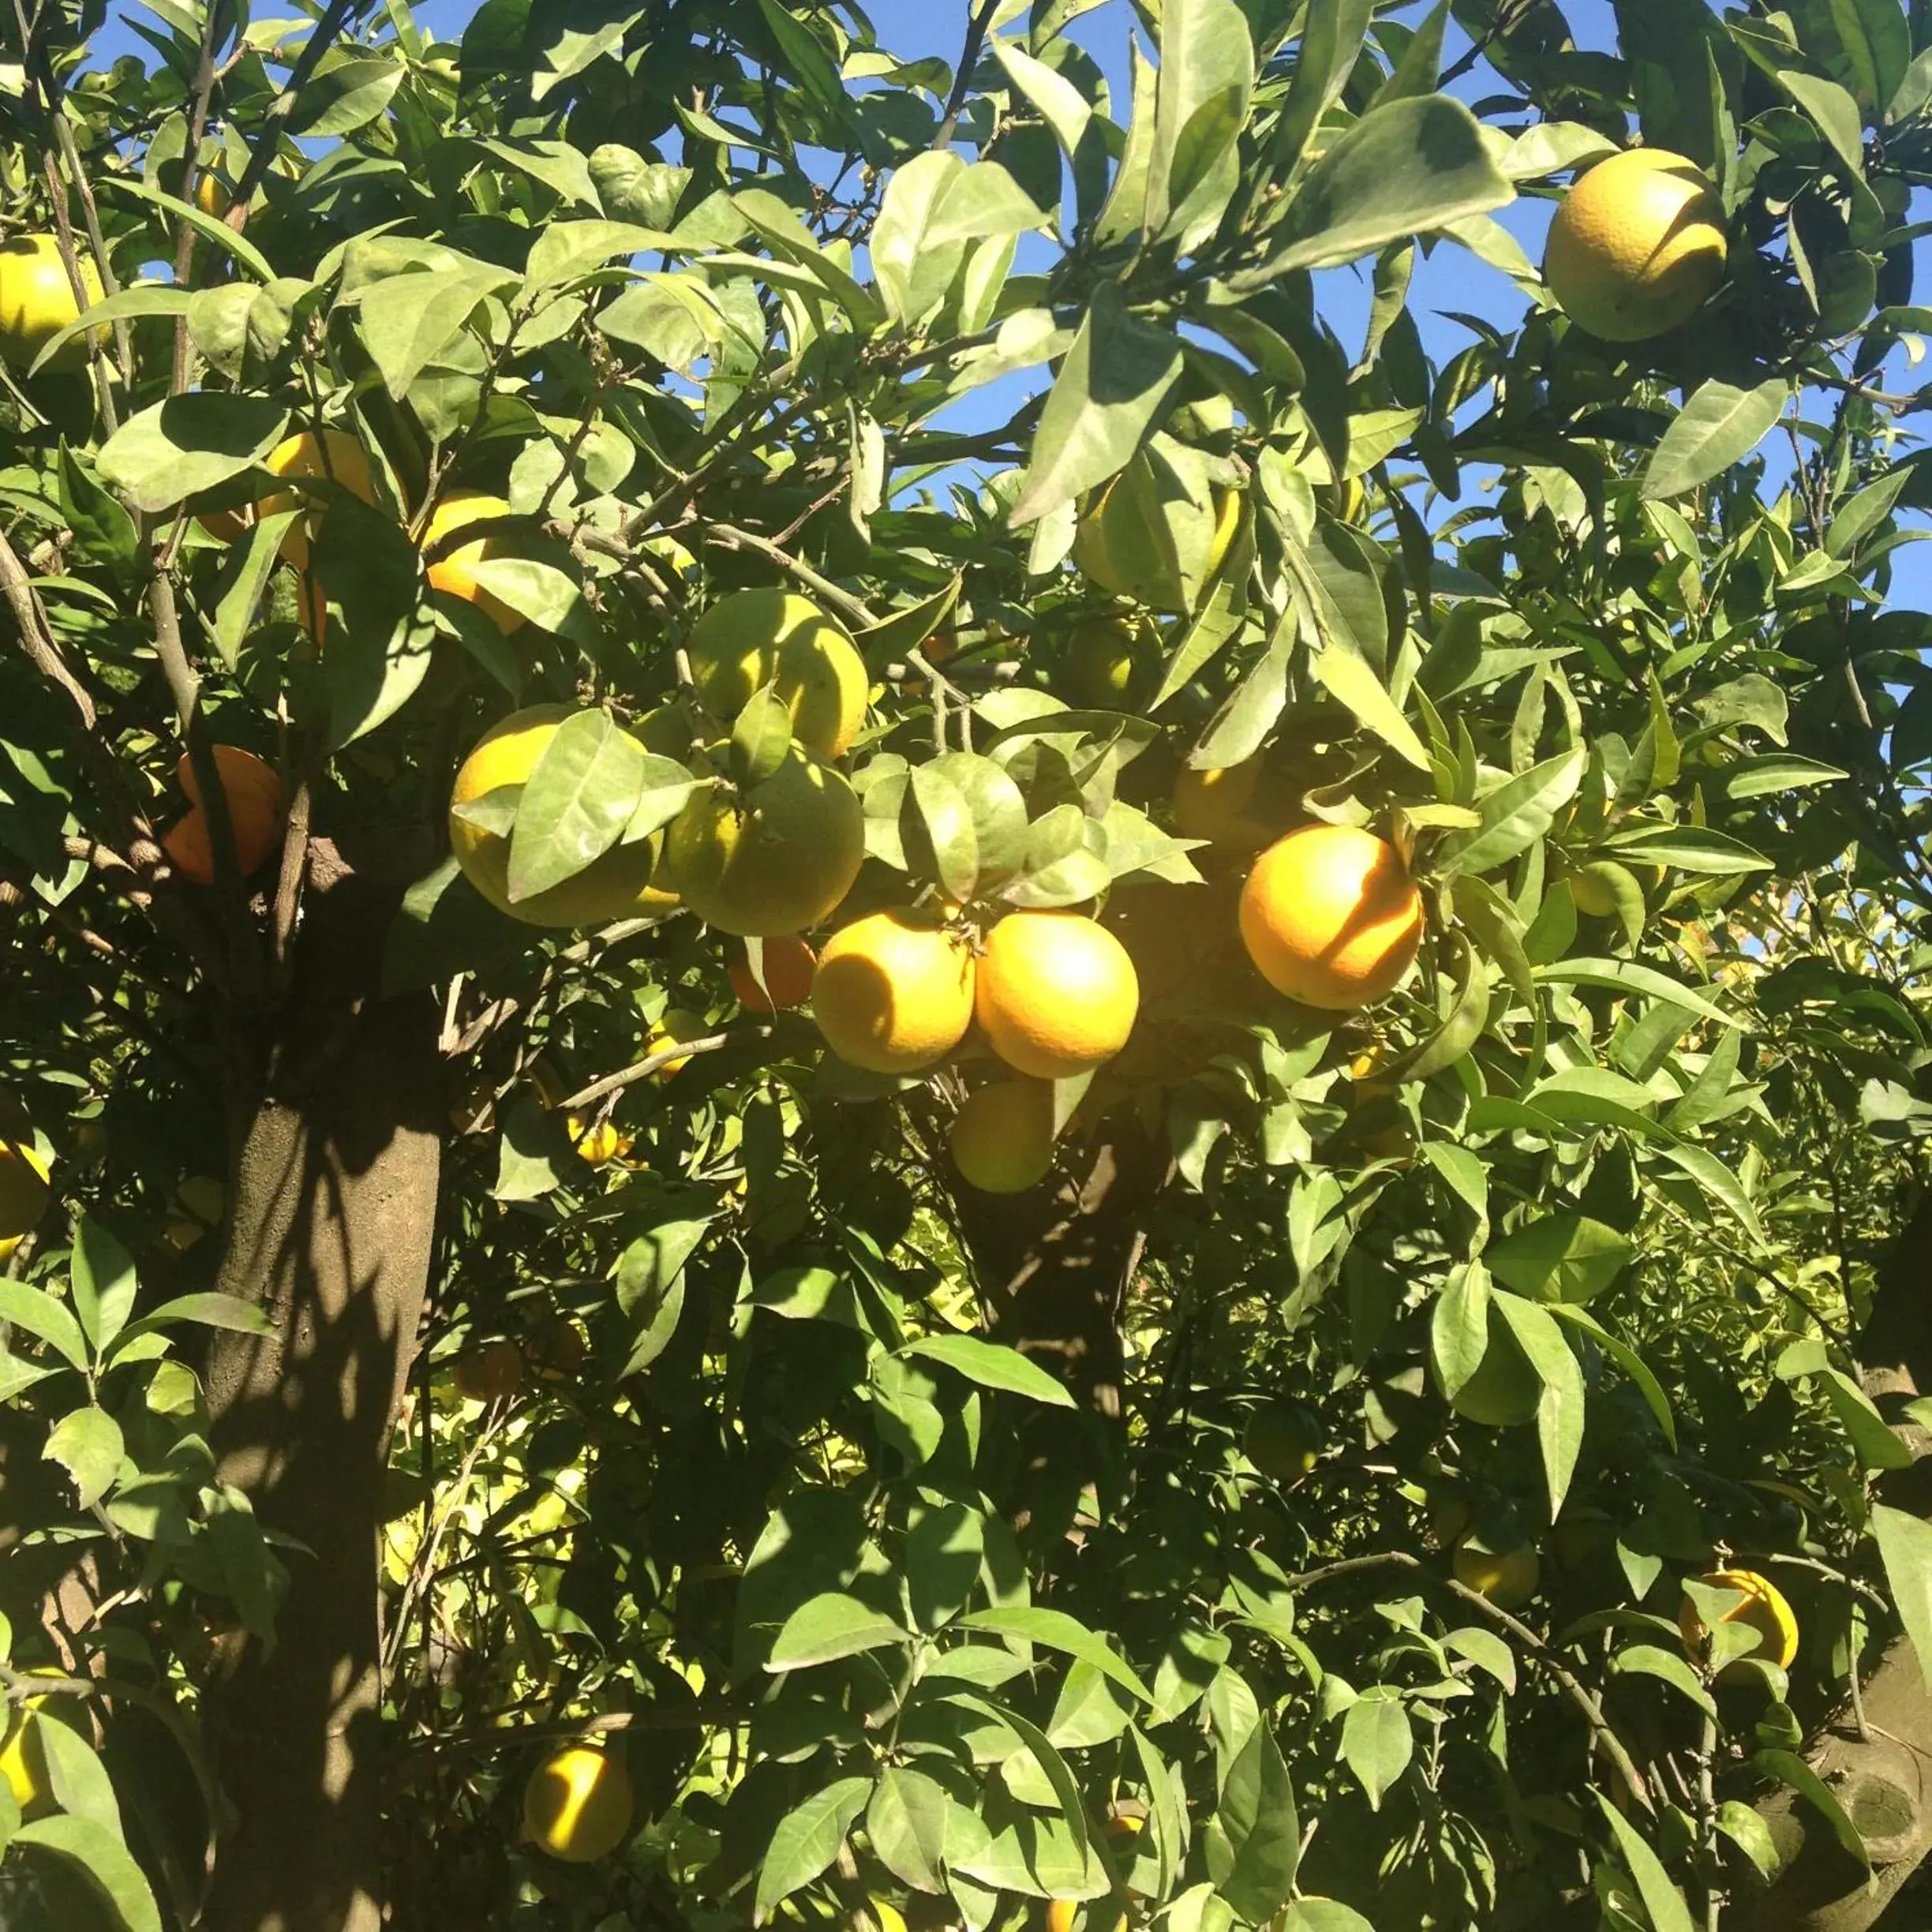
[1679,1567,1799,1672]
[198,429,376,565]
[0,235,102,370]
[1544,148,1726,343]
[0,1140,51,1263]
[1454,1539,1541,1609]
[814,910,975,1073]
[522,1744,634,1862]
[730,934,818,1013]
[976,912,1140,1080]
[1239,824,1422,1010]
[421,490,524,633]
[949,1080,1056,1193]
[453,1339,523,1404]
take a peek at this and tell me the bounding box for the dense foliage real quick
[4,2,1932,1929]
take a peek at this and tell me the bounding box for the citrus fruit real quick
[1240,824,1424,1010]
[522,1743,634,1862]
[665,748,863,938]
[1444,1315,1543,1428]
[1058,615,1154,710]
[531,1319,587,1379]
[0,1676,63,1819]
[1245,1401,1321,1481]
[1072,459,1240,612]
[1454,1539,1541,1610]
[977,912,1140,1080]
[1046,1903,1078,1932]
[1567,867,1620,919]
[1679,1567,1799,1672]
[687,589,869,761]
[567,1114,631,1166]
[949,1080,1057,1193]
[0,235,102,370]
[163,748,286,883]
[648,1008,708,1076]
[0,1140,51,1262]
[454,1339,523,1403]
[730,934,818,1012]
[1544,148,1726,343]
[421,490,524,632]
[204,429,376,567]
[1173,755,1270,848]
[813,910,977,1073]
[449,706,679,928]
[195,171,230,219]
[865,1902,908,1932]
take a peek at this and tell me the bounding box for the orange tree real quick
[5,1,1932,1929]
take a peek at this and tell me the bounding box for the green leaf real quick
[524,219,668,290]
[598,273,732,373]
[1388,930,1491,1082]
[1437,747,1585,878]
[1487,1214,1632,1304]
[868,1766,951,1894]
[0,1282,89,1372]
[12,1813,163,1932]
[1281,1904,1377,1932]
[98,396,289,516]
[1612,1644,1717,1717]
[69,1215,137,1356]
[507,710,646,903]
[755,1777,874,1922]
[1777,69,1866,176]
[1603,825,1773,874]
[1445,1627,1516,1693]
[1218,1720,1301,1919]
[1753,1750,1870,1870]
[1340,1689,1413,1811]
[900,1332,1076,1409]
[1232,95,1513,286]
[290,48,406,137]
[358,262,515,402]
[1535,960,1747,1032]
[1642,378,1788,501]
[44,1406,123,1510]
[957,1606,1153,1702]
[1654,1142,1769,1245]
[1550,1305,1677,1447]
[1271,0,1372,167]
[1008,283,1183,530]
[1820,1368,1914,1470]
[1496,1291,1585,1515]
[1593,1791,1698,1932]
[1720,754,1848,798]
[766,1591,911,1670]
[97,173,276,281]
[1312,643,1430,769]
[28,282,193,376]
[1713,1799,1781,1882]
[1871,1505,1932,1694]
[212,509,301,669]
[1148,0,1254,250]
[39,1717,124,1834]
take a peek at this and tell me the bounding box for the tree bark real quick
[1750,1191,1932,1931]
[198,844,444,1932]
[949,1118,1170,1543]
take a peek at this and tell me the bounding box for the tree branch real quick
[224,0,364,229]
[931,0,1002,152]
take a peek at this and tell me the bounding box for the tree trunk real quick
[198,844,444,1932]
[1751,1191,1932,1930]
[949,1118,1169,1545]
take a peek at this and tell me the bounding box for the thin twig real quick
[557,1032,732,1113]
[224,0,362,228]
[701,524,874,627]
[931,0,1002,152]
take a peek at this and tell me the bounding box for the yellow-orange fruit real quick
[522,1744,633,1862]
[1454,1540,1541,1609]
[0,235,103,370]
[975,912,1140,1080]
[1173,755,1270,848]
[0,1140,51,1263]
[1544,148,1726,343]
[1679,1567,1799,1672]
[454,1339,523,1404]
[730,935,818,1013]
[163,746,285,883]
[200,429,376,567]
[949,1080,1056,1193]
[1239,825,1423,1010]
[813,911,976,1074]
[422,490,524,632]
[647,1009,707,1077]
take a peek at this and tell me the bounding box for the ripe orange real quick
[421,491,523,632]
[730,935,818,1012]
[0,1140,51,1262]
[949,1080,1056,1193]
[205,429,376,567]
[567,1114,631,1166]
[813,910,975,1073]
[448,706,679,928]
[0,235,102,370]
[647,1009,707,1076]
[975,912,1140,1080]
[164,746,285,883]
[1454,1539,1541,1610]
[1679,1567,1799,1672]
[1239,825,1423,1010]
[1544,148,1726,343]
[453,1339,523,1403]
[522,1744,634,1862]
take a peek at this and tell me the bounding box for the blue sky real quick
[87,0,1932,604]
